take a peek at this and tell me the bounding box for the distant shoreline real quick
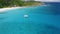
[0,7,26,12]
[0,4,42,13]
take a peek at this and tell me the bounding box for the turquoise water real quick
[0,2,60,34]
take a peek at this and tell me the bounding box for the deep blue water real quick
[0,2,60,34]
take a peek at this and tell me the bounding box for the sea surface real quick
[0,2,60,34]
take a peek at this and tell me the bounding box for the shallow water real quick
[0,2,60,34]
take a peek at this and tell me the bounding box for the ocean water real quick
[0,2,60,34]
